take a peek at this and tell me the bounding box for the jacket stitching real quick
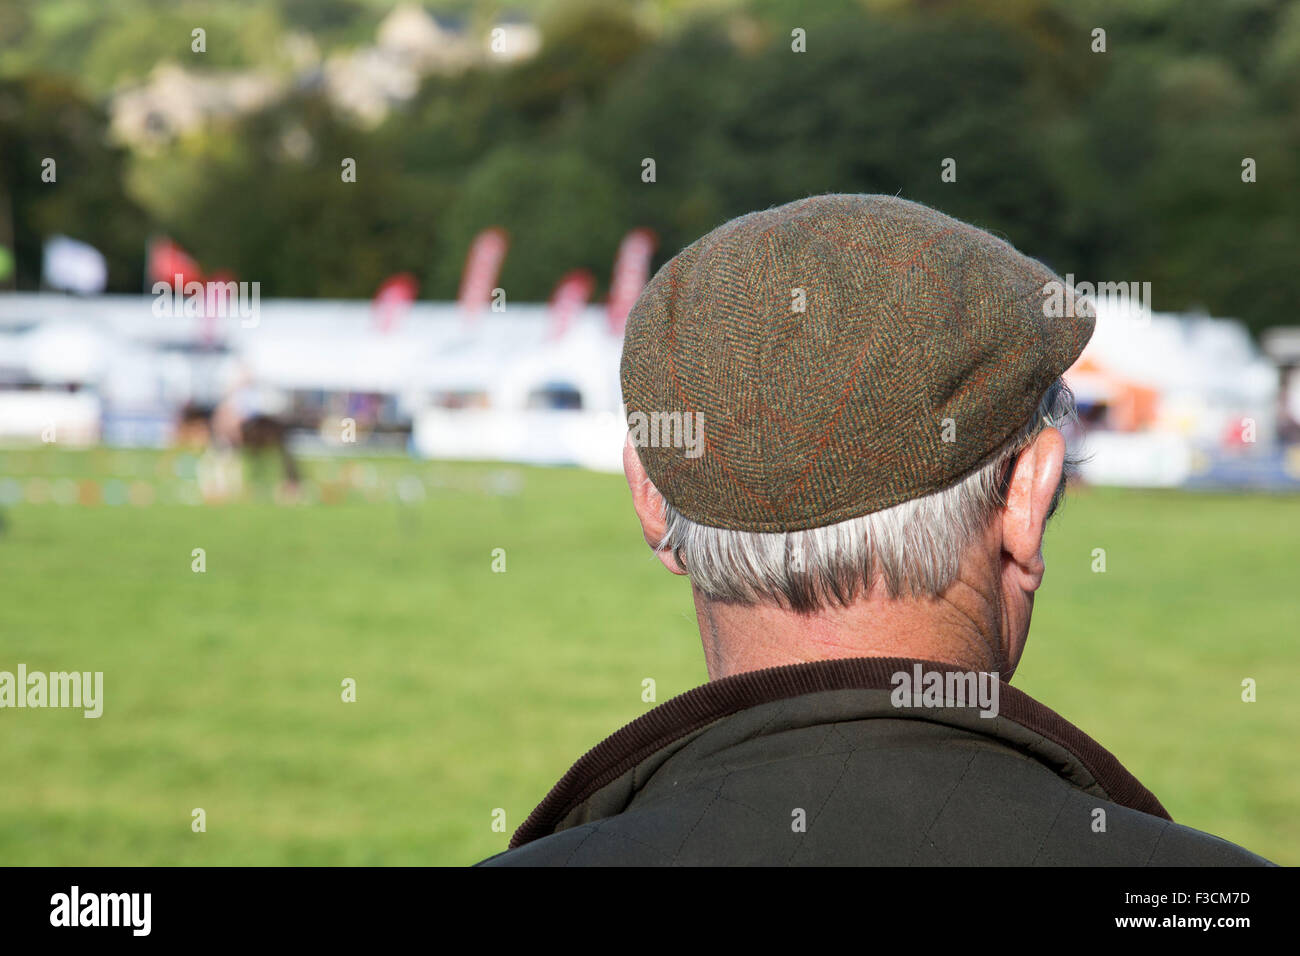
[909,751,979,865]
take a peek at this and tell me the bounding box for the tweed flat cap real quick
[619,194,1095,533]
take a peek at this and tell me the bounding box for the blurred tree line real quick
[0,0,1297,334]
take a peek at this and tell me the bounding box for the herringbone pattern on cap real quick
[620,194,1094,532]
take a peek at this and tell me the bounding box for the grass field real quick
[0,446,1296,865]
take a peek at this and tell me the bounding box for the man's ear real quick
[1000,427,1066,593]
[623,434,687,575]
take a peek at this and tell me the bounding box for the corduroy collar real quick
[510,656,1171,849]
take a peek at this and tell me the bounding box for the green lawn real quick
[0,448,1296,865]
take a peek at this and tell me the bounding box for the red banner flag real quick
[457,227,509,322]
[147,237,203,289]
[546,269,596,340]
[606,228,657,336]
[372,273,419,333]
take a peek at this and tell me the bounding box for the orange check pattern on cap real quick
[619,194,1095,532]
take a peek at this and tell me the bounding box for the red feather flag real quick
[372,273,419,333]
[546,269,596,340]
[606,228,656,336]
[457,227,509,323]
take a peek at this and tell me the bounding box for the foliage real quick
[1,0,1296,332]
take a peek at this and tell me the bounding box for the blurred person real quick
[178,400,240,502]
[1278,369,1300,445]
[204,366,300,501]
[481,195,1272,867]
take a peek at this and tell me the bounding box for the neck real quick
[692,568,1008,680]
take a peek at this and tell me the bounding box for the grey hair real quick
[656,380,1079,613]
